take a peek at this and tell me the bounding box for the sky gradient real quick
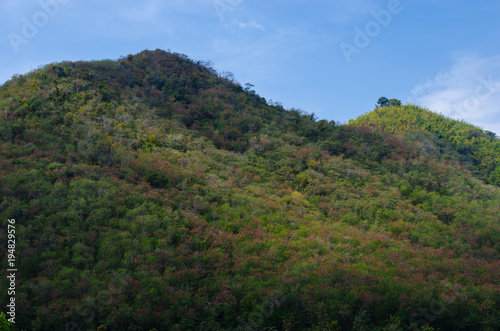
[1,0,499,133]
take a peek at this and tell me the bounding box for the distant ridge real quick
[351,104,500,185]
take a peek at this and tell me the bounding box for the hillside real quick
[351,105,500,185]
[0,49,499,330]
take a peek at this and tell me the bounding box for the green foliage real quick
[353,309,370,331]
[389,98,402,106]
[377,96,390,107]
[352,104,500,185]
[0,313,11,331]
[0,50,499,330]
[489,166,500,185]
[376,97,401,108]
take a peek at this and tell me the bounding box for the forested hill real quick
[0,49,499,330]
[351,105,500,186]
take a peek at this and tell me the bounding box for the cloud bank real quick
[411,54,500,134]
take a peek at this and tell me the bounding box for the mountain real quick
[0,49,498,330]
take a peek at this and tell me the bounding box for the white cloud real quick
[411,54,500,134]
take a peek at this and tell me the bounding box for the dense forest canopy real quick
[352,105,500,186]
[0,49,498,330]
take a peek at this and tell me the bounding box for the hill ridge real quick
[351,104,500,185]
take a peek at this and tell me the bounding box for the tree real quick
[376,97,401,108]
[376,97,389,108]
[244,83,256,94]
[389,98,401,106]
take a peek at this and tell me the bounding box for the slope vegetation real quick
[0,50,498,330]
[351,105,500,185]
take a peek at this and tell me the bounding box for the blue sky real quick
[1,0,500,133]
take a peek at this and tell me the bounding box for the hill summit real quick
[0,49,499,330]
